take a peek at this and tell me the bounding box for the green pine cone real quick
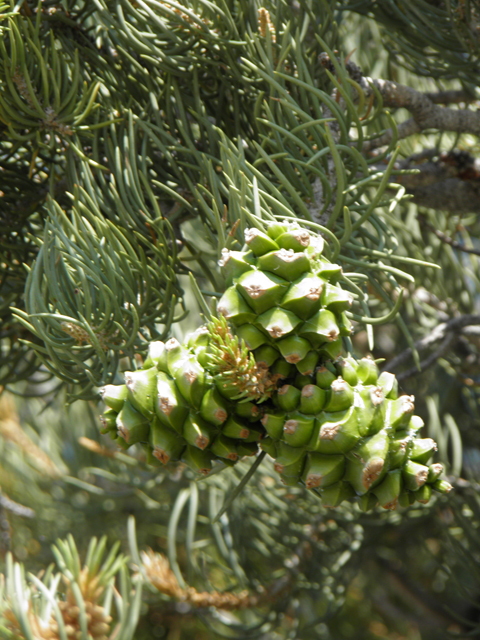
[99,224,452,511]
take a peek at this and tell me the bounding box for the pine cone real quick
[100,224,453,510]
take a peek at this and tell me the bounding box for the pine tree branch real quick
[369,117,421,149]
[418,215,480,256]
[362,82,480,151]
[395,149,480,214]
[405,179,480,214]
[385,314,480,379]
[306,98,341,226]
[395,333,457,382]
[319,54,480,151]
[369,149,480,214]
[425,90,476,105]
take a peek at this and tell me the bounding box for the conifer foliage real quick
[1,1,480,639]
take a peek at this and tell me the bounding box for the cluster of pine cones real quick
[100,223,452,511]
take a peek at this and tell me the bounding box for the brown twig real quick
[371,148,480,215]
[384,314,480,379]
[425,89,477,105]
[142,549,260,610]
[418,215,480,257]
[396,148,439,166]
[319,54,480,151]
[142,533,313,612]
[395,333,457,382]
[368,117,421,150]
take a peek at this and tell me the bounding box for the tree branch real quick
[304,74,342,225]
[368,117,421,149]
[408,180,480,213]
[418,215,480,256]
[384,314,480,379]
[320,54,480,213]
[396,149,480,214]
[362,80,480,151]
[319,54,480,151]
[425,89,476,105]
[370,149,480,215]
[395,333,456,382]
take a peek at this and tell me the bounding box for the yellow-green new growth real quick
[206,315,277,401]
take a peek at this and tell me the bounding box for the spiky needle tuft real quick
[206,316,276,401]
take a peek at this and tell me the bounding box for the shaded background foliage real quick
[1,1,480,639]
